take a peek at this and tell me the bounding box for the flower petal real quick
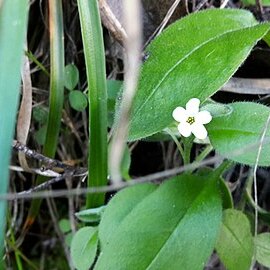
[195,111,212,124]
[191,123,208,140]
[178,122,192,137]
[172,107,188,122]
[186,98,200,115]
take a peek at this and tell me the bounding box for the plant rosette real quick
[172,98,212,140]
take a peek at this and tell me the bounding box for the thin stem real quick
[213,160,232,178]
[250,112,270,269]
[182,137,193,165]
[165,128,184,160]
[109,0,142,184]
[8,214,23,270]
[195,145,213,163]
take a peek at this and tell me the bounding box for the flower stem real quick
[182,137,193,165]
[195,145,213,163]
[213,159,233,178]
[165,128,184,160]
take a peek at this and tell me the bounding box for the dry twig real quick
[109,0,142,183]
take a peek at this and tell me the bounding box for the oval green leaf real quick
[64,64,79,91]
[32,106,48,125]
[126,9,270,140]
[96,174,222,270]
[215,209,254,270]
[71,226,98,270]
[208,102,270,166]
[255,233,270,267]
[68,90,88,111]
[59,218,71,234]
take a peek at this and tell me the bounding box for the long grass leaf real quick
[24,0,64,229]
[0,0,29,259]
[77,0,108,208]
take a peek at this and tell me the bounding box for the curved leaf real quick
[215,209,253,270]
[71,227,98,270]
[127,9,270,140]
[255,233,270,267]
[208,102,270,166]
[96,174,222,270]
[0,0,29,253]
[99,183,157,247]
[75,206,106,223]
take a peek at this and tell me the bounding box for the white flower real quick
[172,98,212,140]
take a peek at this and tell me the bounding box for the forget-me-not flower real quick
[172,98,212,140]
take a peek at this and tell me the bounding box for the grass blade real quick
[77,0,108,208]
[23,0,64,230]
[0,0,29,258]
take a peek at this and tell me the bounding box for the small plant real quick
[70,8,270,270]
[1,1,270,269]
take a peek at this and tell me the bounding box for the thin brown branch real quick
[12,140,86,173]
[221,77,270,95]
[99,0,127,46]
[3,135,270,201]
[109,0,142,183]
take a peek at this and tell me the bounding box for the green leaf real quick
[0,0,29,255]
[68,90,88,111]
[75,206,106,223]
[26,0,65,227]
[215,209,253,270]
[108,143,131,180]
[34,125,47,146]
[208,102,270,166]
[197,167,233,209]
[255,233,270,267]
[65,232,73,247]
[242,0,270,6]
[219,178,233,209]
[32,106,48,125]
[126,9,270,140]
[201,102,233,118]
[99,184,157,246]
[77,0,108,208]
[107,79,123,111]
[64,64,79,91]
[107,79,123,127]
[121,145,131,180]
[71,227,98,270]
[59,219,71,233]
[96,174,222,270]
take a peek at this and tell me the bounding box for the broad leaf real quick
[126,9,270,140]
[255,233,270,267]
[208,102,270,166]
[197,167,233,209]
[99,184,157,246]
[96,174,222,270]
[215,209,253,270]
[71,227,98,270]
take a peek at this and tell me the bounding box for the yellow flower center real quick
[186,116,195,125]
